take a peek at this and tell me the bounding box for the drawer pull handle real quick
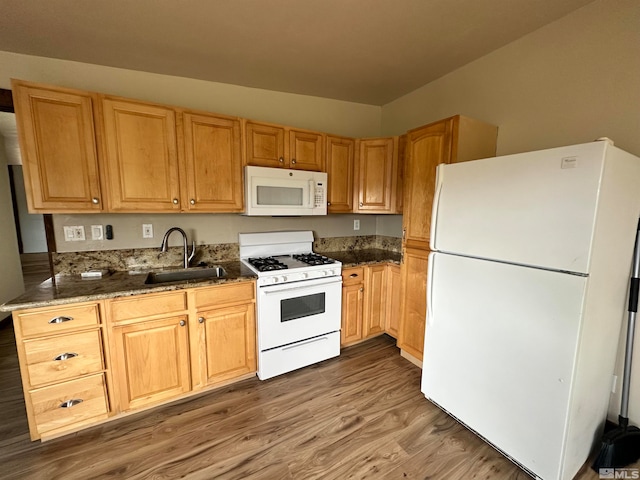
[349,273,358,278]
[48,316,74,324]
[54,352,78,361]
[59,399,83,408]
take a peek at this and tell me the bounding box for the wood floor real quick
[0,325,626,479]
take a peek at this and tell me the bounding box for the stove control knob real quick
[271,276,279,284]
[281,276,288,282]
[302,273,309,279]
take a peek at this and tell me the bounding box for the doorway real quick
[0,89,55,290]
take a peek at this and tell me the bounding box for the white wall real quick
[11,166,47,253]
[0,138,24,317]
[381,0,640,426]
[381,0,640,158]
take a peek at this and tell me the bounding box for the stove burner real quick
[293,253,336,266]
[248,257,288,272]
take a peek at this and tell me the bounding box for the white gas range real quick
[239,231,342,380]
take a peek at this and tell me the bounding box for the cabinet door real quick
[341,283,364,346]
[244,121,286,168]
[102,98,181,211]
[398,248,429,361]
[181,112,243,212]
[385,264,402,338]
[289,129,324,171]
[402,119,453,249]
[326,135,355,213]
[12,82,102,212]
[363,265,387,338]
[193,303,256,388]
[356,137,398,213]
[112,315,190,411]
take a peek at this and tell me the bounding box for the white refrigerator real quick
[421,141,640,480]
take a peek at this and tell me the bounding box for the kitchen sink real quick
[144,267,226,284]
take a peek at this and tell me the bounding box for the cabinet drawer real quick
[31,373,109,435]
[342,267,365,286]
[16,303,100,338]
[194,281,255,309]
[24,330,104,387]
[108,291,188,322]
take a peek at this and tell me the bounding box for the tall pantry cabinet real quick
[398,115,498,363]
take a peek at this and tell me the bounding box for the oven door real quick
[257,276,342,351]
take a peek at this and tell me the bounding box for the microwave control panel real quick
[314,182,326,207]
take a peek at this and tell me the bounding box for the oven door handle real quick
[261,277,341,294]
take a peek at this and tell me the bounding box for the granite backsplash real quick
[52,235,401,275]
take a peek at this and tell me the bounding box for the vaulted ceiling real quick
[1,0,595,105]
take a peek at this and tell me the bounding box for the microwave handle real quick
[309,180,314,207]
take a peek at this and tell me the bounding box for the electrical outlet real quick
[142,224,154,238]
[91,225,104,240]
[353,219,360,231]
[73,226,85,241]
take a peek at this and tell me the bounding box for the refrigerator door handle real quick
[426,252,436,327]
[430,165,444,251]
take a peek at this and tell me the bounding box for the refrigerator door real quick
[422,252,587,480]
[431,142,606,274]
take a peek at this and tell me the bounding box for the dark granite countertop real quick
[319,249,401,267]
[2,248,401,312]
[1,260,257,312]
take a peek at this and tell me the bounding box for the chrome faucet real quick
[160,227,195,269]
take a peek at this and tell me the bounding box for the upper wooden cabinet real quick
[181,112,244,212]
[244,120,325,171]
[101,97,181,212]
[355,137,400,214]
[12,80,103,213]
[402,116,498,250]
[326,135,355,213]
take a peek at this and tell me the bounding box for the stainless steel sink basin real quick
[144,267,226,284]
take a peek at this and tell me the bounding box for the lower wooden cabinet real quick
[111,315,191,411]
[12,301,111,441]
[385,264,402,338]
[398,248,430,361]
[11,281,257,441]
[191,283,256,389]
[341,267,365,346]
[340,263,399,347]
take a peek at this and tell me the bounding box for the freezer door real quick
[431,142,606,274]
[422,252,587,480]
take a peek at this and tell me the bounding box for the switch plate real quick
[142,224,153,238]
[353,219,360,231]
[91,225,104,240]
[63,225,86,241]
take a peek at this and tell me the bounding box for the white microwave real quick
[244,166,328,216]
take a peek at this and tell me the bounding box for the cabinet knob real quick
[53,352,78,361]
[92,197,99,204]
[279,157,284,163]
[359,287,364,292]
[173,198,179,204]
[48,316,73,324]
[198,317,205,324]
[359,202,363,207]
[190,199,196,205]
[179,320,186,327]
[291,158,297,164]
[327,202,331,206]
[59,399,83,408]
